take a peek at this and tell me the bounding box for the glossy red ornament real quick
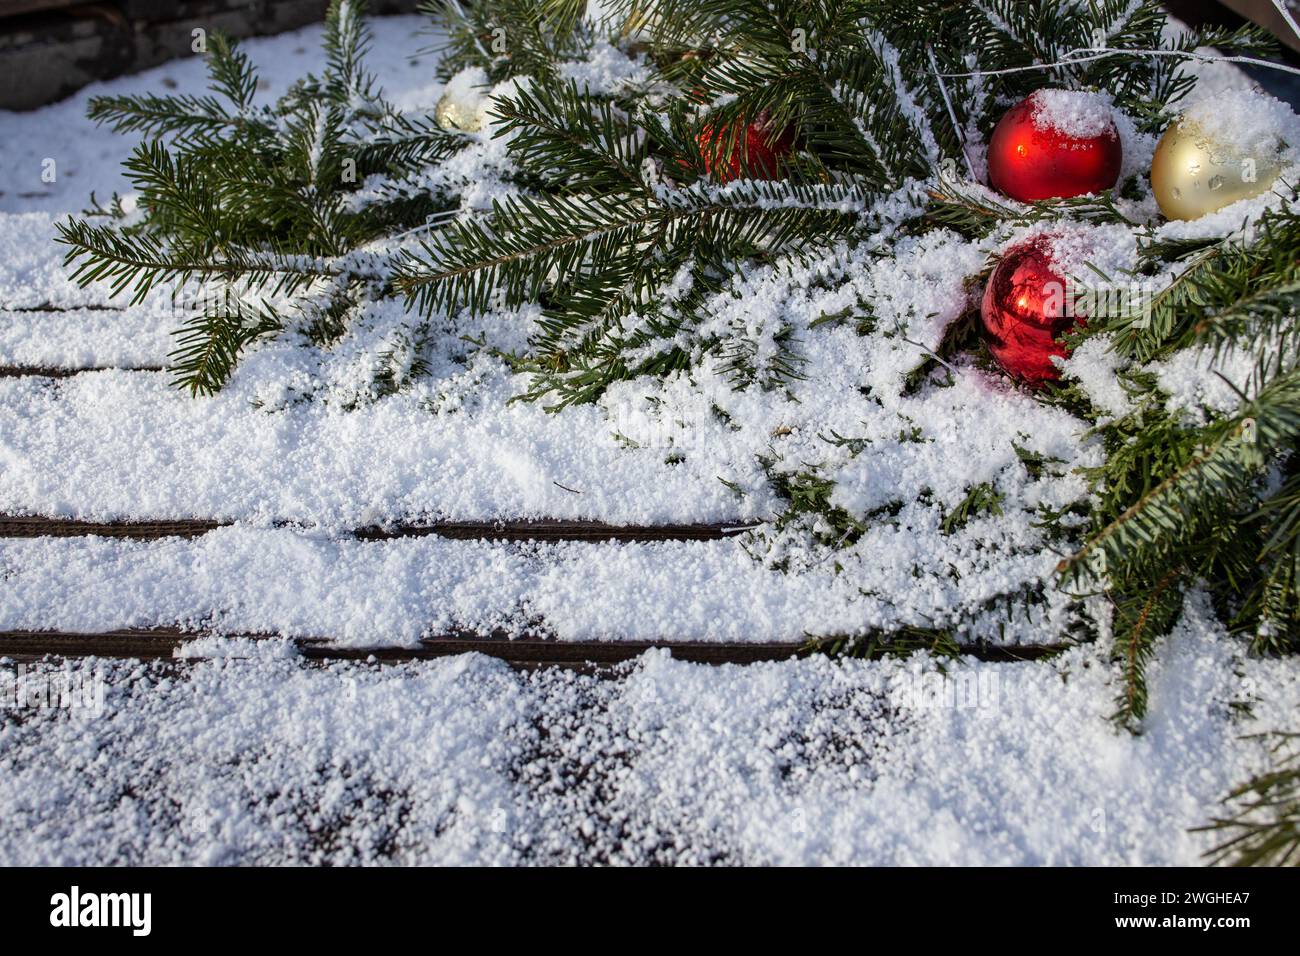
[699,115,794,183]
[980,237,1083,385]
[987,92,1122,201]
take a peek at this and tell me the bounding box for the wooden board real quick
[0,351,1068,669]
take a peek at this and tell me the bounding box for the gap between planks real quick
[0,628,1072,668]
[0,364,164,379]
[2,304,125,313]
[0,514,757,543]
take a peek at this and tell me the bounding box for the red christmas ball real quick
[980,237,1083,385]
[699,115,794,183]
[987,91,1122,202]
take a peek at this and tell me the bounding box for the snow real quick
[1151,163,1300,242]
[0,11,1297,865]
[1178,87,1300,166]
[0,306,174,369]
[0,213,119,308]
[1030,88,1118,139]
[0,522,1084,646]
[439,65,489,116]
[1059,334,1133,420]
[558,41,655,94]
[0,369,759,526]
[0,206,1099,643]
[1,603,1296,864]
[0,15,1288,645]
[1150,343,1260,420]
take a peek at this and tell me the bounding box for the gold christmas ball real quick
[435,93,482,133]
[1150,117,1281,221]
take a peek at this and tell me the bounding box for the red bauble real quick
[987,91,1122,202]
[980,237,1083,385]
[699,115,794,183]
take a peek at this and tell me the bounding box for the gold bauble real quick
[1150,117,1281,221]
[435,93,482,133]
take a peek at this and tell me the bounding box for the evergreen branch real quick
[170,298,284,396]
[395,192,664,315]
[56,218,335,303]
[1058,416,1260,584]
[121,140,229,252]
[1063,367,1300,604]
[1110,564,1182,725]
[926,177,1135,237]
[206,32,260,113]
[394,178,867,316]
[85,92,244,139]
[493,79,649,192]
[1194,281,1300,366]
[1197,733,1300,866]
[323,0,378,102]
[86,32,264,140]
[354,112,469,171]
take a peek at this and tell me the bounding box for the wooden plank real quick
[0,628,186,659]
[0,514,757,543]
[0,628,1073,666]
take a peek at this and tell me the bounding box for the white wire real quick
[927,45,975,180]
[933,46,1300,80]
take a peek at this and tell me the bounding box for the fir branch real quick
[1058,414,1266,586]
[323,0,376,102]
[86,32,267,143]
[926,177,1135,238]
[55,218,337,303]
[170,298,284,396]
[205,32,260,113]
[353,111,468,172]
[1110,564,1183,726]
[492,79,649,191]
[393,178,867,318]
[1197,733,1300,866]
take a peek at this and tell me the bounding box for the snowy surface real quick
[1,12,1298,865]
[1,600,1296,864]
[1179,87,1298,164]
[0,525,1074,646]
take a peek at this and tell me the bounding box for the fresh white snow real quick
[1029,88,1118,139]
[0,525,1078,645]
[1,604,1296,864]
[0,12,1297,866]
